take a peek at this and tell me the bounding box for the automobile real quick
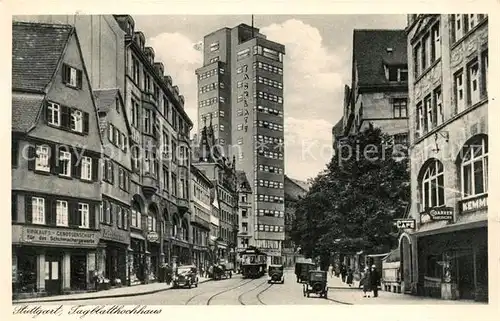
[295,262,316,283]
[172,265,199,289]
[303,270,328,298]
[267,264,284,284]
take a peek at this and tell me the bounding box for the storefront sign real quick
[459,195,488,213]
[13,225,99,247]
[428,207,454,221]
[394,219,416,229]
[147,231,159,242]
[100,226,130,245]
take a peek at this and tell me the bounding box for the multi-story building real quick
[193,123,239,265]
[12,22,102,298]
[114,15,193,278]
[341,29,409,144]
[236,170,253,253]
[196,23,286,264]
[402,14,488,302]
[190,164,213,272]
[94,89,132,286]
[282,176,309,267]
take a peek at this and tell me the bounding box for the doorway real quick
[457,251,475,300]
[44,254,61,295]
[70,254,87,290]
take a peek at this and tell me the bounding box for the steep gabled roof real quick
[12,21,73,92]
[353,29,407,87]
[236,170,252,193]
[332,117,344,136]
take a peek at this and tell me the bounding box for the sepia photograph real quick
[8,9,491,309]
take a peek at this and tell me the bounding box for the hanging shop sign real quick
[427,207,454,221]
[394,219,416,229]
[458,195,488,214]
[147,231,159,242]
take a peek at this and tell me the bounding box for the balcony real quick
[142,175,158,197]
[177,198,190,213]
[191,215,211,230]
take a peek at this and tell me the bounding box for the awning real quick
[130,232,145,240]
[415,220,487,238]
[367,253,389,258]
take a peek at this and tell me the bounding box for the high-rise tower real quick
[195,22,285,264]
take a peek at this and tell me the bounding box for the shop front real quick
[129,232,146,285]
[12,224,100,299]
[171,238,192,265]
[99,225,130,286]
[416,224,488,302]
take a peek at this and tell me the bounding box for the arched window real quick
[420,159,445,209]
[460,136,488,198]
[131,200,141,229]
[172,214,179,237]
[181,219,189,241]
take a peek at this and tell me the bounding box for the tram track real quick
[184,278,255,305]
[237,280,269,305]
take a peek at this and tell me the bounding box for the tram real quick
[240,247,267,278]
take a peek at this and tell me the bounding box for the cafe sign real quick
[147,231,159,242]
[459,195,488,214]
[12,225,99,247]
[428,207,454,221]
[394,219,416,229]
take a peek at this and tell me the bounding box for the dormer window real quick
[385,64,408,82]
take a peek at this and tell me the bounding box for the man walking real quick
[370,265,381,298]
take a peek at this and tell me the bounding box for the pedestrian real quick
[329,264,334,278]
[370,265,381,298]
[362,267,372,297]
[165,264,173,285]
[346,268,354,287]
[340,264,347,283]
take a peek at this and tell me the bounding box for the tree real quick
[291,124,410,258]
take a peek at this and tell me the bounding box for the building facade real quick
[114,15,194,278]
[190,164,213,272]
[12,22,102,298]
[94,89,132,286]
[282,176,309,267]
[402,14,488,302]
[236,170,254,254]
[193,124,239,265]
[342,29,409,143]
[196,24,286,263]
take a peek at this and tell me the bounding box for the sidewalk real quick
[13,277,211,304]
[327,275,482,305]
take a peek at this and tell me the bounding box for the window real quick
[237,138,243,145]
[424,95,433,132]
[434,88,444,126]
[461,137,488,198]
[393,98,407,118]
[421,160,445,210]
[81,156,92,180]
[219,110,225,117]
[454,70,465,113]
[481,50,488,97]
[144,109,151,133]
[59,150,71,177]
[421,34,429,70]
[431,23,441,61]
[454,14,463,41]
[117,207,123,229]
[242,222,248,233]
[79,203,90,228]
[163,167,169,191]
[35,145,50,172]
[467,59,480,105]
[47,103,60,126]
[70,110,83,132]
[413,43,421,78]
[388,67,398,81]
[242,209,248,217]
[219,138,225,145]
[56,200,68,226]
[32,197,45,224]
[210,41,219,52]
[468,14,476,30]
[62,64,82,88]
[219,124,224,131]
[237,48,250,61]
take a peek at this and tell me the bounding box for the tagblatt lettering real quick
[13,305,163,319]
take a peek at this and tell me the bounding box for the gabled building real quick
[12,22,102,298]
[403,14,488,302]
[190,164,213,272]
[94,89,132,286]
[192,121,239,265]
[236,170,253,253]
[340,29,409,144]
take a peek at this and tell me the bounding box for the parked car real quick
[172,265,199,289]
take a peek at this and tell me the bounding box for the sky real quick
[133,15,407,181]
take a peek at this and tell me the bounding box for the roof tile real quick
[12,93,44,133]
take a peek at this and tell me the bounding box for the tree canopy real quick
[291,124,410,259]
